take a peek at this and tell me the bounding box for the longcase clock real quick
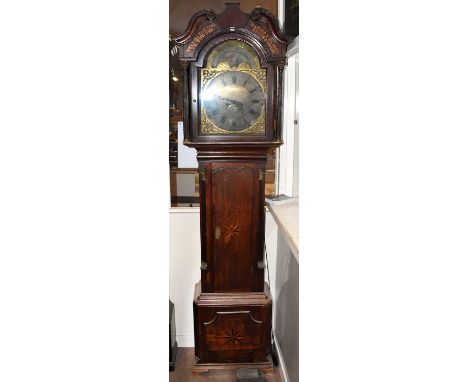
[173,2,289,373]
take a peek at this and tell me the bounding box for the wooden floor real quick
[169,347,283,382]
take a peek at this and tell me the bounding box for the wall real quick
[273,232,299,382]
[277,36,299,198]
[169,208,201,347]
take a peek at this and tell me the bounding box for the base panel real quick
[193,281,273,365]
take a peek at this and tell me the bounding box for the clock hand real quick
[214,95,230,107]
[214,95,245,111]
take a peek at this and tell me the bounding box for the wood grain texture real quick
[193,282,273,364]
[212,163,259,292]
[197,148,268,293]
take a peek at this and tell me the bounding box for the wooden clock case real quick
[173,2,289,372]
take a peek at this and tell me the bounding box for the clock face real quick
[202,71,265,132]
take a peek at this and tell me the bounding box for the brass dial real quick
[201,71,265,132]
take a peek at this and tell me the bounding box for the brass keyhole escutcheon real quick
[215,226,221,240]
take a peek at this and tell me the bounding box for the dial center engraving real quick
[227,104,240,115]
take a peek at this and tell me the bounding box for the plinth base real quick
[192,360,274,376]
[193,281,273,367]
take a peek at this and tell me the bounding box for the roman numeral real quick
[232,75,236,84]
[252,99,260,104]
[249,87,259,94]
[211,109,219,116]
[220,116,226,124]
[248,109,257,116]
[221,78,227,86]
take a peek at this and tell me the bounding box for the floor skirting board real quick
[176,334,195,348]
[273,336,289,382]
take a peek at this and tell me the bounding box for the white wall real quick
[169,208,200,347]
[169,208,279,347]
[273,231,299,382]
[264,211,279,325]
[277,37,299,198]
[177,121,197,168]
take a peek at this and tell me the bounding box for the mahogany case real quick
[173,3,290,368]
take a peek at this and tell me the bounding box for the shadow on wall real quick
[274,233,299,382]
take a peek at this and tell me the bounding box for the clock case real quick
[173,3,289,371]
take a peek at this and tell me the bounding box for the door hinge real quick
[257,260,265,269]
[200,261,208,271]
[258,169,265,181]
[199,168,206,182]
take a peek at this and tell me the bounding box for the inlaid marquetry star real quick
[220,327,244,346]
[225,222,241,242]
